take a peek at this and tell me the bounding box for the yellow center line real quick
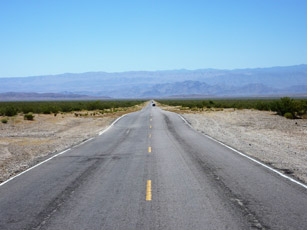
[150,118,152,121]
[150,125,152,129]
[148,147,151,153]
[146,180,152,201]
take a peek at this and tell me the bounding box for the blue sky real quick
[0,0,306,77]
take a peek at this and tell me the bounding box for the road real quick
[0,103,306,229]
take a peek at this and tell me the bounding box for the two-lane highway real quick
[0,103,306,229]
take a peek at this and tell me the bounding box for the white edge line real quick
[178,114,307,189]
[73,137,94,148]
[99,114,127,135]
[83,137,94,143]
[0,148,71,187]
[0,114,128,188]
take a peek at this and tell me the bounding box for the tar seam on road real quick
[177,114,307,190]
[0,113,128,188]
[146,180,152,201]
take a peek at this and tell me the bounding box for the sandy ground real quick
[0,104,144,183]
[160,105,307,184]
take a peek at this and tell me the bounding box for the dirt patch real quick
[0,104,144,183]
[159,104,307,184]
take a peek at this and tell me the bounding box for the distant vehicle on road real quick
[152,103,156,106]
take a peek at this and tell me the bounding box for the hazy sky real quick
[0,0,306,77]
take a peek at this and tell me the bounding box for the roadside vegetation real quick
[1,118,8,124]
[24,112,35,120]
[158,97,307,119]
[0,100,145,118]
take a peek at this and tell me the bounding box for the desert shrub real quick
[51,106,59,114]
[87,101,101,110]
[41,105,59,114]
[271,97,299,117]
[195,102,203,109]
[24,113,34,120]
[1,118,8,124]
[42,108,51,114]
[61,104,72,112]
[284,112,293,119]
[296,100,306,116]
[3,106,17,116]
[255,101,270,111]
[21,106,34,114]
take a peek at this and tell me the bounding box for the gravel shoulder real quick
[161,105,307,184]
[0,104,144,183]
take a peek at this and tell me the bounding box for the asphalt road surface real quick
[0,104,307,230]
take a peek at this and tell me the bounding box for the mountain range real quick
[0,92,110,101]
[0,65,306,99]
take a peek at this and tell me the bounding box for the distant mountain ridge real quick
[0,92,110,101]
[0,65,306,98]
[140,81,307,97]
